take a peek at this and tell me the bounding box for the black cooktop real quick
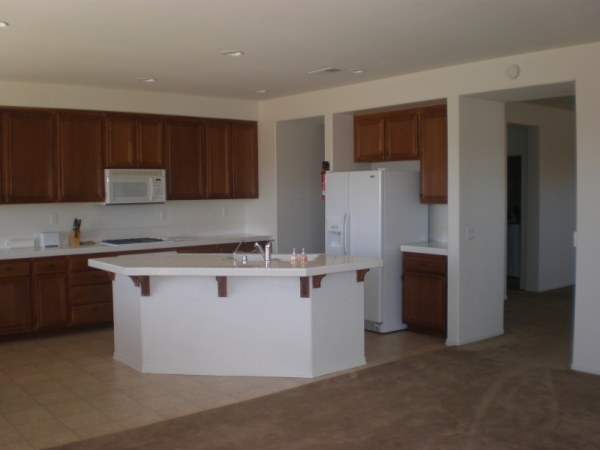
[100,237,165,246]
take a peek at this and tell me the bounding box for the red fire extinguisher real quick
[321,161,330,200]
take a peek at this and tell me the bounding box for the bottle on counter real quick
[299,248,308,263]
[290,248,298,264]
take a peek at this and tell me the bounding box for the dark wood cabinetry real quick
[0,106,258,204]
[57,111,105,202]
[32,258,68,330]
[1,109,57,203]
[165,118,206,200]
[402,252,447,337]
[354,110,418,162]
[354,104,447,204]
[105,113,164,168]
[0,260,32,335]
[419,105,447,204]
[68,254,114,325]
[205,120,258,199]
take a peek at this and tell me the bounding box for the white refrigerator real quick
[325,169,428,333]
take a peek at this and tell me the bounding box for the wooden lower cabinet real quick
[32,258,68,330]
[0,261,32,335]
[68,254,114,326]
[402,252,447,337]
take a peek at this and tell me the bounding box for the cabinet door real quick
[354,114,385,162]
[105,114,136,168]
[0,277,32,335]
[33,273,68,329]
[231,121,258,198]
[165,118,205,199]
[136,116,164,168]
[57,112,105,202]
[386,110,419,160]
[1,110,57,203]
[419,105,447,204]
[205,120,232,198]
[402,271,446,333]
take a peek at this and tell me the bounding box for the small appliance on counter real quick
[39,232,60,248]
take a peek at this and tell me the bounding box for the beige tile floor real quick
[0,326,443,449]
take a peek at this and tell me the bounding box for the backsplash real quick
[428,204,448,243]
[0,200,259,248]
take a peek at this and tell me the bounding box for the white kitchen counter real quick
[0,234,272,260]
[400,241,448,256]
[89,253,382,378]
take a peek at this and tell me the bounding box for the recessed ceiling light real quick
[222,50,244,57]
[0,21,9,28]
[349,69,365,74]
[138,78,156,83]
[255,89,267,94]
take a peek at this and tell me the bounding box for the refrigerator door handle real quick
[344,213,350,255]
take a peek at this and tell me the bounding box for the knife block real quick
[69,230,80,247]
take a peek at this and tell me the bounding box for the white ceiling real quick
[2,0,600,100]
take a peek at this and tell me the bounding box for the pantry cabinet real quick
[402,252,447,337]
[1,109,57,203]
[0,260,32,335]
[32,258,68,330]
[419,105,447,204]
[165,117,206,200]
[205,119,258,199]
[57,111,105,202]
[354,109,419,162]
[104,113,164,168]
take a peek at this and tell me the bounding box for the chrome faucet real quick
[254,241,272,262]
[232,240,245,259]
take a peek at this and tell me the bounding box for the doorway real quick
[507,155,522,290]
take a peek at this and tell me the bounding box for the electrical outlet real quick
[222,207,229,217]
[159,209,167,220]
[466,227,475,241]
[49,212,58,225]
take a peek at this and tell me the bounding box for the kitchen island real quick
[89,252,382,378]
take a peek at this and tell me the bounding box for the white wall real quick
[255,42,600,374]
[0,80,266,245]
[448,97,506,345]
[276,117,325,253]
[506,103,576,291]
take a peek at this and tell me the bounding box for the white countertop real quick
[400,241,448,256]
[89,252,383,277]
[0,234,272,261]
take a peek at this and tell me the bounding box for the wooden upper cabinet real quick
[205,120,232,198]
[354,110,418,162]
[1,110,57,203]
[231,121,258,198]
[205,119,258,199]
[385,110,419,160]
[419,105,447,204]
[165,118,205,200]
[57,111,105,202]
[354,115,385,162]
[105,114,164,168]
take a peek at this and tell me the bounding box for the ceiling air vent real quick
[308,67,342,75]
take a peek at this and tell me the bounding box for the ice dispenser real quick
[325,217,345,254]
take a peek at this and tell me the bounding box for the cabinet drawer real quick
[403,253,447,274]
[70,284,112,305]
[33,258,67,274]
[70,270,112,286]
[69,254,116,272]
[0,261,30,278]
[71,303,113,325]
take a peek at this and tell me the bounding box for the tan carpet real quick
[53,287,600,449]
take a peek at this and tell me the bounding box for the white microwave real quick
[104,168,166,205]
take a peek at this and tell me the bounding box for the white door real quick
[324,172,348,254]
